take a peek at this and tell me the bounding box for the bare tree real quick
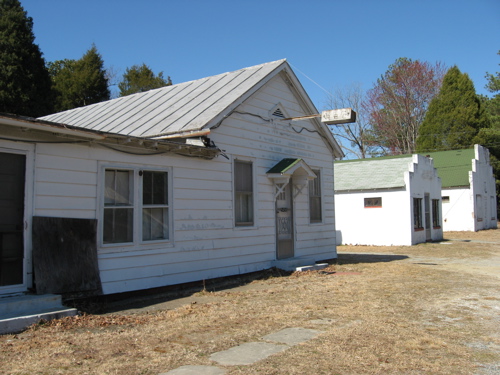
[363,58,446,155]
[324,82,380,159]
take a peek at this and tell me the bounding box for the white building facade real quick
[0,60,344,297]
[335,155,443,246]
[428,145,497,232]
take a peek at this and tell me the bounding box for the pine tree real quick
[49,44,110,112]
[482,50,500,129]
[416,66,490,152]
[0,0,54,116]
[475,52,500,211]
[118,63,172,97]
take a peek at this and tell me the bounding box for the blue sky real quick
[22,0,499,110]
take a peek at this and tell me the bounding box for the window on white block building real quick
[413,198,423,230]
[432,199,440,228]
[364,197,382,208]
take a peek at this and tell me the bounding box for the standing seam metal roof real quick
[39,60,288,138]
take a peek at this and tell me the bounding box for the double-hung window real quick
[104,169,134,244]
[142,171,169,241]
[309,170,322,223]
[103,168,170,245]
[234,160,253,226]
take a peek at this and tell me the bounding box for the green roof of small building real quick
[266,158,302,174]
[334,156,413,191]
[425,148,474,188]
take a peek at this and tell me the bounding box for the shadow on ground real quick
[68,268,293,315]
[338,253,408,265]
[69,256,409,314]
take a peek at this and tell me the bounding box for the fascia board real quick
[0,115,105,140]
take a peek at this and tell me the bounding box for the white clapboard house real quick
[0,60,344,298]
[334,154,443,246]
[426,145,497,232]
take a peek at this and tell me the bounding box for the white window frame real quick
[309,169,323,223]
[233,157,256,228]
[141,170,170,242]
[99,163,172,250]
[103,168,134,244]
[0,143,35,295]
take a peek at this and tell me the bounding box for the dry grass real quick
[1,229,499,374]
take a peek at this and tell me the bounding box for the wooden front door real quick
[0,152,26,287]
[276,183,294,259]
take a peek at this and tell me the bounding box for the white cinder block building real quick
[426,145,497,232]
[334,154,443,246]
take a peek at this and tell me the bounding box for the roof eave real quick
[0,113,106,140]
[0,113,220,160]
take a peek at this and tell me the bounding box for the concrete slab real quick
[272,257,316,271]
[0,308,78,335]
[295,263,328,272]
[0,294,78,335]
[210,342,288,366]
[262,327,323,346]
[0,294,65,318]
[159,365,226,375]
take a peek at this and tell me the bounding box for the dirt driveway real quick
[1,229,499,374]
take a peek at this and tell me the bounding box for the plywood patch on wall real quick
[32,216,102,296]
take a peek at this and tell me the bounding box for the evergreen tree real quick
[0,0,53,116]
[416,66,490,152]
[476,52,500,211]
[118,63,172,97]
[482,50,500,129]
[49,44,110,112]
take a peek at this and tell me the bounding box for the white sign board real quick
[321,108,356,125]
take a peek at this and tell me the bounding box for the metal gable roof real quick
[334,156,413,191]
[39,60,288,139]
[425,148,475,188]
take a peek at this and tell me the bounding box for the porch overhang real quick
[266,158,317,198]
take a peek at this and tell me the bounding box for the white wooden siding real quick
[28,73,337,295]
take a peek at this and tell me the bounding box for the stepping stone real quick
[210,342,288,365]
[309,318,335,325]
[159,365,226,375]
[262,327,323,346]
